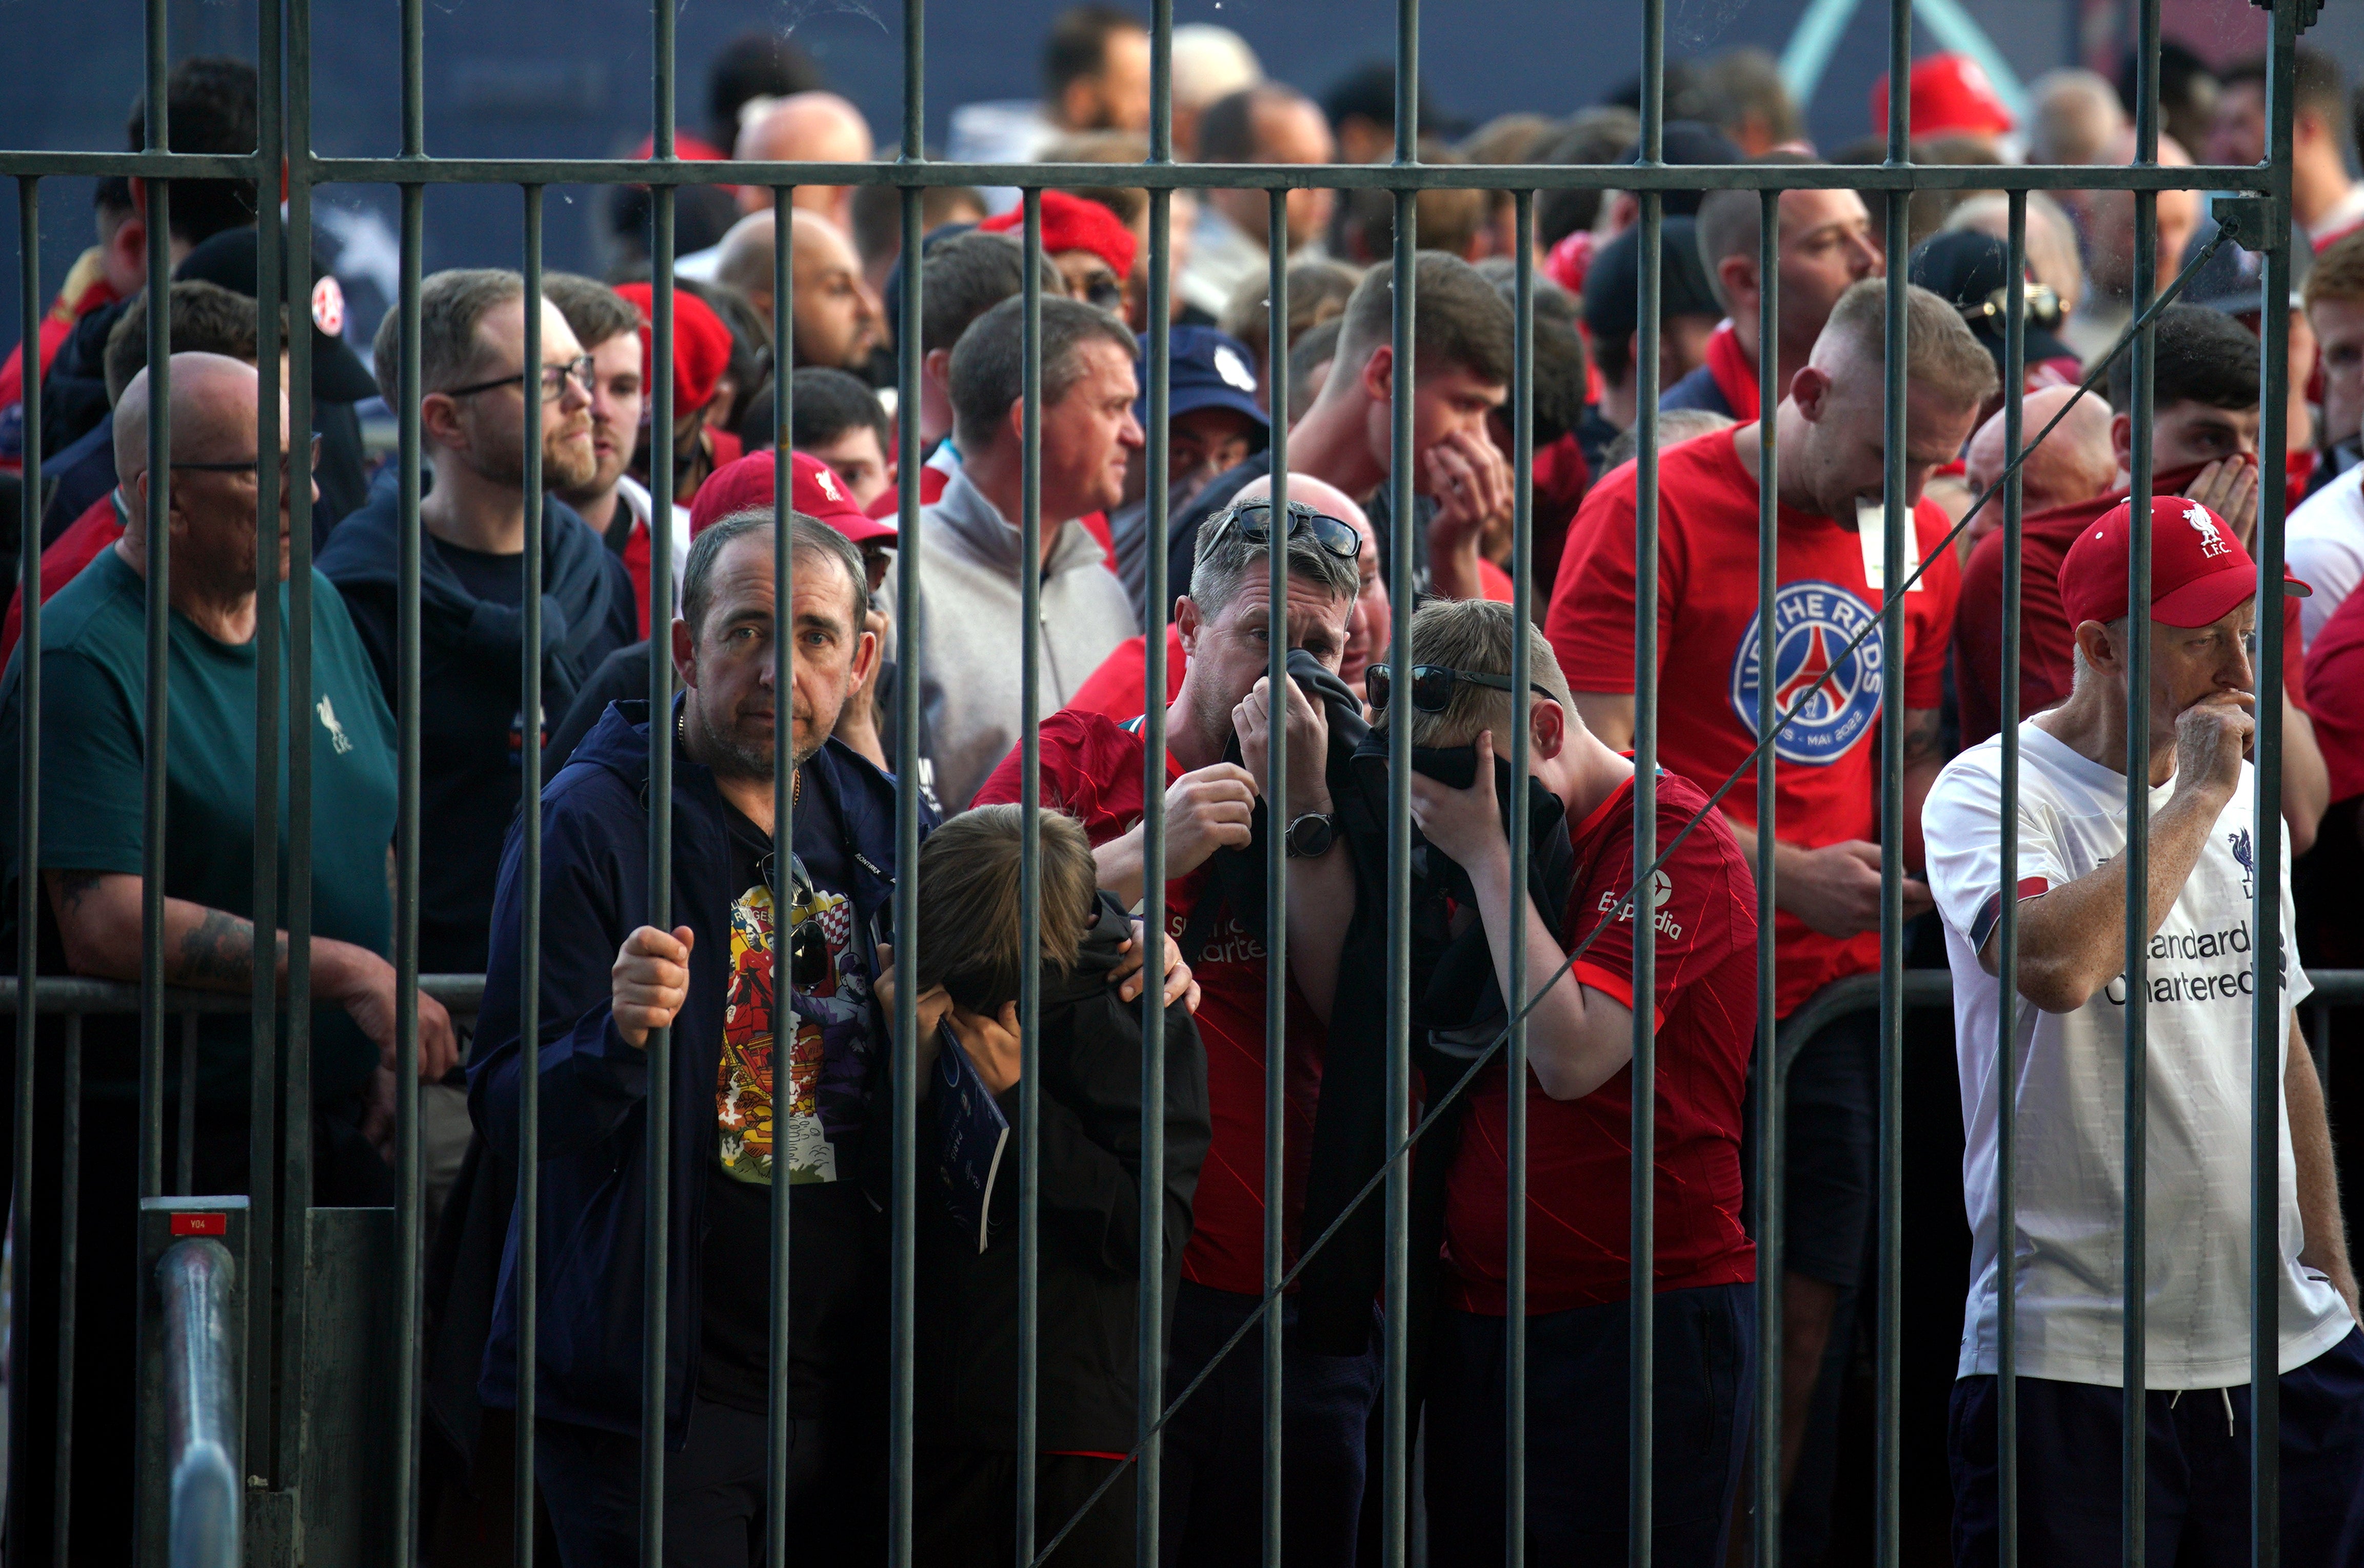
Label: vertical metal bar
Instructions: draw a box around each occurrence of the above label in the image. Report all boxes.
[50,1017,81,1567]
[7,171,37,1568]
[889,15,926,1545]
[2123,0,2160,1554]
[1505,186,1536,1568]
[643,0,681,1544]
[766,178,797,1568]
[1630,0,1665,1549]
[2251,5,2300,1560]
[279,0,320,1498]
[246,0,286,1482]
[1261,185,1290,1568]
[391,165,426,1568]
[1382,3,1420,1558]
[1016,183,1043,1568]
[516,181,546,1568]
[1997,188,2029,1568]
[1875,0,1911,1550]
[138,0,173,1204]
[1138,0,1175,1541]
[1750,184,1782,1568]
[177,1013,197,1194]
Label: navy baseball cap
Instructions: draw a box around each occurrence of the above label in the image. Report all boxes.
[1137,326,1270,444]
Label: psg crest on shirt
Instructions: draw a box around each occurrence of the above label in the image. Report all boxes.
[1729,580,1885,765]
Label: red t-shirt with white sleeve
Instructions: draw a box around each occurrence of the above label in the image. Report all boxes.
[972,708,1324,1297]
[1544,427,1958,1017]
[1442,764,1758,1314]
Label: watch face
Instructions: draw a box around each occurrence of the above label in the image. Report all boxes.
[1288,813,1334,857]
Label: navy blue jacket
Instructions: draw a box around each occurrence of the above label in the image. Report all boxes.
[467,697,917,1443]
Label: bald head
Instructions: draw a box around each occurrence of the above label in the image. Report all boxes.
[1965,386,2115,518]
[736,92,873,225]
[1233,471,1365,528]
[114,350,264,491]
[2029,69,2127,166]
[714,212,778,305]
[2079,131,2200,302]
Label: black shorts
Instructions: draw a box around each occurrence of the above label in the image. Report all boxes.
[1739,1001,1881,1288]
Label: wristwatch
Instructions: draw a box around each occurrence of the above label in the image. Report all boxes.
[1283,812,1338,859]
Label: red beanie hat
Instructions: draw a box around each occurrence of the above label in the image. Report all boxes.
[690,449,898,545]
[980,190,1139,281]
[611,281,735,415]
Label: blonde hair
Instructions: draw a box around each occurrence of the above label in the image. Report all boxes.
[1383,598,1574,748]
[914,806,1099,1010]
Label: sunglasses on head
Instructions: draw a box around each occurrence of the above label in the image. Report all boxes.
[765,852,835,994]
[1366,663,1561,714]
[1228,499,1362,562]
[1957,279,2064,332]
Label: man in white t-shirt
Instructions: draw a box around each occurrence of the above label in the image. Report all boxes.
[1924,493,2364,1565]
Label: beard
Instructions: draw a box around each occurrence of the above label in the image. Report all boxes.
[690,695,834,781]
[542,424,599,491]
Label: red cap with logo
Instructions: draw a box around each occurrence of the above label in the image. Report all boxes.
[689,449,899,545]
[2059,493,2310,630]
[1870,53,2016,140]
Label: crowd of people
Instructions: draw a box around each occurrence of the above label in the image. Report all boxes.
[10,17,2364,1568]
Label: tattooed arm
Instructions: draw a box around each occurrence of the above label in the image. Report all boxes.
[42,869,458,1078]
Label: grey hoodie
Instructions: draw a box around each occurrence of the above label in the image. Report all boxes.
[915,467,1139,809]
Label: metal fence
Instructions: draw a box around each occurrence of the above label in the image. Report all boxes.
[0,0,2322,1562]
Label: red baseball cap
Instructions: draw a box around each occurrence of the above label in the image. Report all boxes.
[2059,493,2310,630]
[688,449,899,546]
[979,189,1139,281]
[611,281,735,415]
[1871,53,2016,140]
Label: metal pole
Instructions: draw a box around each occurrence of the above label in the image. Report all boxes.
[10,170,41,1568]
[516,179,546,1568]
[766,177,798,1568]
[1016,182,1043,1567]
[1262,186,1291,1568]
[1751,183,1783,1568]
[1997,187,2029,1568]
[138,0,173,1205]
[1505,185,1536,1568]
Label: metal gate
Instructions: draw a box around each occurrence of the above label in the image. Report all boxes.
[0,0,2322,1562]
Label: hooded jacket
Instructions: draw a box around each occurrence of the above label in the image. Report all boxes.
[913,892,1210,1453]
[320,478,635,971]
[467,699,918,1443]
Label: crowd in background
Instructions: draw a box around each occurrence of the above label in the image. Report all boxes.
[10,14,2364,1567]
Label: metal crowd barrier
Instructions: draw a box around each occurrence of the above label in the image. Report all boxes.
[0,0,2319,1562]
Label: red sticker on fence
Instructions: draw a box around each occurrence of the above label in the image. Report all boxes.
[170,1212,228,1236]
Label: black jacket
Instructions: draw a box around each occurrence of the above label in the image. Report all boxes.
[913,892,1209,1454]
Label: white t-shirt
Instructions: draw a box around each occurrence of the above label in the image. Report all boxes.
[2287,461,2364,649]
[1922,722,2350,1388]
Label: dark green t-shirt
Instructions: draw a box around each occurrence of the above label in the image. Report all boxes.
[0,546,400,1104]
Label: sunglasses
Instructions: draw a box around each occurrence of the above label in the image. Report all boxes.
[444,354,597,403]
[767,851,835,994]
[1366,663,1560,714]
[1228,499,1362,562]
[171,433,325,476]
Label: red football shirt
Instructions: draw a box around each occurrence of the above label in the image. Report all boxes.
[1442,765,1758,1314]
[972,708,1324,1297]
[2,491,126,665]
[1064,624,1189,725]
[1545,427,1958,1017]
[1953,480,2310,751]
[2306,584,2364,801]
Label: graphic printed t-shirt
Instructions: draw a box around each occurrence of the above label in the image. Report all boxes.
[974,708,1324,1296]
[1546,428,1958,1016]
[697,788,879,1414]
[1443,766,1758,1314]
[0,549,398,1105]
[1923,724,2349,1387]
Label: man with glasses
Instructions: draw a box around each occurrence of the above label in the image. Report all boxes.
[320,268,637,980]
[0,352,454,1565]
[1393,598,1758,1567]
[974,497,1368,1567]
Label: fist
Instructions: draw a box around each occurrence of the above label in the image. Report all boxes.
[2173,691,2255,802]
[613,925,696,1048]
[1164,763,1258,877]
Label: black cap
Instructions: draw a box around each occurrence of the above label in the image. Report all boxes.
[1906,228,2071,373]
[2179,217,2311,318]
[1617,122,1743,216]
[174,226,380,403]
[1320,61,1465,141]
[1580,215,1724,351]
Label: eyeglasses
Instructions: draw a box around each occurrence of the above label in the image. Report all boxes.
[1366,662,1561,714]
[1227,499,1362,561]
[443,354,597,402]
[1957,280,2064,333]
[170,433,325,476]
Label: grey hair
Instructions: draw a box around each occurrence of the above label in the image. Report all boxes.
[949,294,1139,454]
[1186,501,1360,620]
[680,509,869,639]
[2067,613,2131,696]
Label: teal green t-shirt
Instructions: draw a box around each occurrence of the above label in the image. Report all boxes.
[0,546,400,1104]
